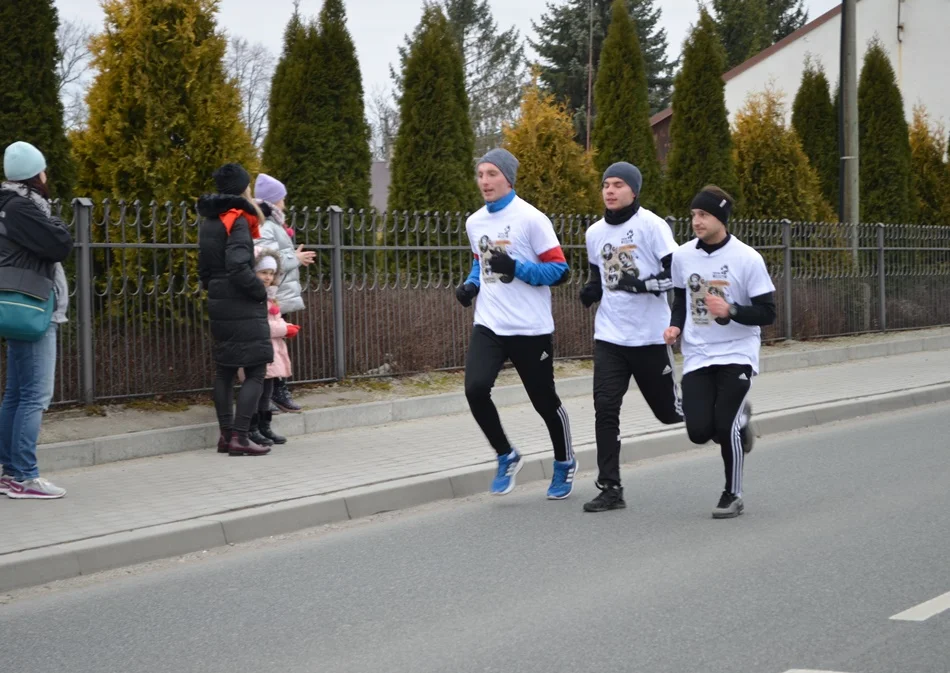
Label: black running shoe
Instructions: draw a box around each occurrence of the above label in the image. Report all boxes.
[583,484,626,512]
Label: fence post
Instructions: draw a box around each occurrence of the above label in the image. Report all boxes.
[329,205,346,381]
[782,219,793,340]
[75,198,95,405]
[877,223,886,332]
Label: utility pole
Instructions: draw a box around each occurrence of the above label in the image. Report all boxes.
[586,0,593,151]
[839,0,860,259]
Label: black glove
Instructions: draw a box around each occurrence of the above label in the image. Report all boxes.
[617,274,671,297]
[455,282,478,307]
[579,282,603,308]
[643,276,674,293]
[488,251,517,278]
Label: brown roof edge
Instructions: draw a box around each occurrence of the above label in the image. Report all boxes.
[723,3,843,82]
[650,2,845,127]
[650,108,673,125]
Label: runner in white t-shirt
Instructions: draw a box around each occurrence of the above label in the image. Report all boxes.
[663,186,776,519]
[578,162,683,514]
[454,148,576,499]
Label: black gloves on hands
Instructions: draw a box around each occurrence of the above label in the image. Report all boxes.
[642,276,674,293]
[455,282,479,307]
[616,274,673,297]
[579,282,603,308]
[488,251,516,277]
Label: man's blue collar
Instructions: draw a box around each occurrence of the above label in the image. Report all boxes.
[486,190,516,213]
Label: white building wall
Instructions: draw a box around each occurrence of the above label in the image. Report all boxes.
[723,0,950,128]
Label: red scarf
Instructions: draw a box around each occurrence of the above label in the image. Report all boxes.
[219,209,261,239]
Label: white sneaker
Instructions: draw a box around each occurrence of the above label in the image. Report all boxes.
[6,477,67,499]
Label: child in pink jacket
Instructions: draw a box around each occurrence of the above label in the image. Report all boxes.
[248,247,300,446]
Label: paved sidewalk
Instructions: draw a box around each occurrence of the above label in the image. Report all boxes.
[3,348,950,561]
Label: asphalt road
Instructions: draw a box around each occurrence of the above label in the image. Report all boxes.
[2,405,949,673]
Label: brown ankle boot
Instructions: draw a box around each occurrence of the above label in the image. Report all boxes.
[217,430,232,453]
[228,433,271,456]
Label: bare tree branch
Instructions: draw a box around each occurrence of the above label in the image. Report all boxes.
[367,85,399,162]
[56,18,95,132]
[62,89,89,134]
[225,37,276,150]
[56,19,93,93]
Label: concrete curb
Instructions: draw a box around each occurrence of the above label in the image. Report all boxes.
[36,332,950,473]
[5,381,950,594]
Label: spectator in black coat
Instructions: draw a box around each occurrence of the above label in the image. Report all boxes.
[198,164,273,457]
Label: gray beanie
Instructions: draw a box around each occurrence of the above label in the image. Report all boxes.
[477,148,519,187]
[602,162,643,196]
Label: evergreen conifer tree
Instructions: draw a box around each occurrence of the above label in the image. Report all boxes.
[792,57,838,209]
[858,39,915,224]
[262,6,308,195]
[665,9,737,213]
[392,0,527,155]
[262,2,369,211]
[733,89,832,221]
[310,0,371,210]
[591,0,664,213]
[73,0,256,204]
[908,106,950,225]
[388,6,479,213]
[503,75,601,216]
[0,0,75,198]
[712,0,807,70]
[532,0,676,132]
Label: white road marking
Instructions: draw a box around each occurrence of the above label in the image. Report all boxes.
[783,670,854,672]
[890,589,950,622]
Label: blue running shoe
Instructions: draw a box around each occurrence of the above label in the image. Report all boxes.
[547,458,578,500]
[491,450,523,495]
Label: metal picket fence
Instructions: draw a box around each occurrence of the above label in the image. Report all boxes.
[3,198,950,407]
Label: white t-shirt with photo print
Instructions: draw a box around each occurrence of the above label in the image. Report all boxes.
[466,195,563,336]
[585,207,678,347]
[671,235,775,375]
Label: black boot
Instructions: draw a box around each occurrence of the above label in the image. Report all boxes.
[248,413,274,447]
[272,378,302,413]
[259,411,287,444]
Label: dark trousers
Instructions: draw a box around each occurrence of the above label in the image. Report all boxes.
[681,364,753,496]
[259,379,275,414]
[213,363,266,435]
[594,341,683,486]
[464,325,572,462]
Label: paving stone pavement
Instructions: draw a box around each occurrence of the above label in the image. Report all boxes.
[3,349,949,558]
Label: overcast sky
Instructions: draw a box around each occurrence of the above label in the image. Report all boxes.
[55,0,841,97]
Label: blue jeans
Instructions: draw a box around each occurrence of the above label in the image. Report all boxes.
[0,324,58,480]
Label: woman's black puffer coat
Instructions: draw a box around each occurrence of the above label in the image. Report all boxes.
[197,194,273,368]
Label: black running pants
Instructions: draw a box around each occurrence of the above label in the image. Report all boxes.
[464,325,573,462]
[593,340,683,486]
[681,364,753,496]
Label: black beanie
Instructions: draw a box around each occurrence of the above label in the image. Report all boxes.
[213,163,251,196]
[690,189,733,225]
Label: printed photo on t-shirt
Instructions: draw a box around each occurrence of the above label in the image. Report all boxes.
[601,242,639,290]
[479,232,514,284]
[687,273,730,326]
